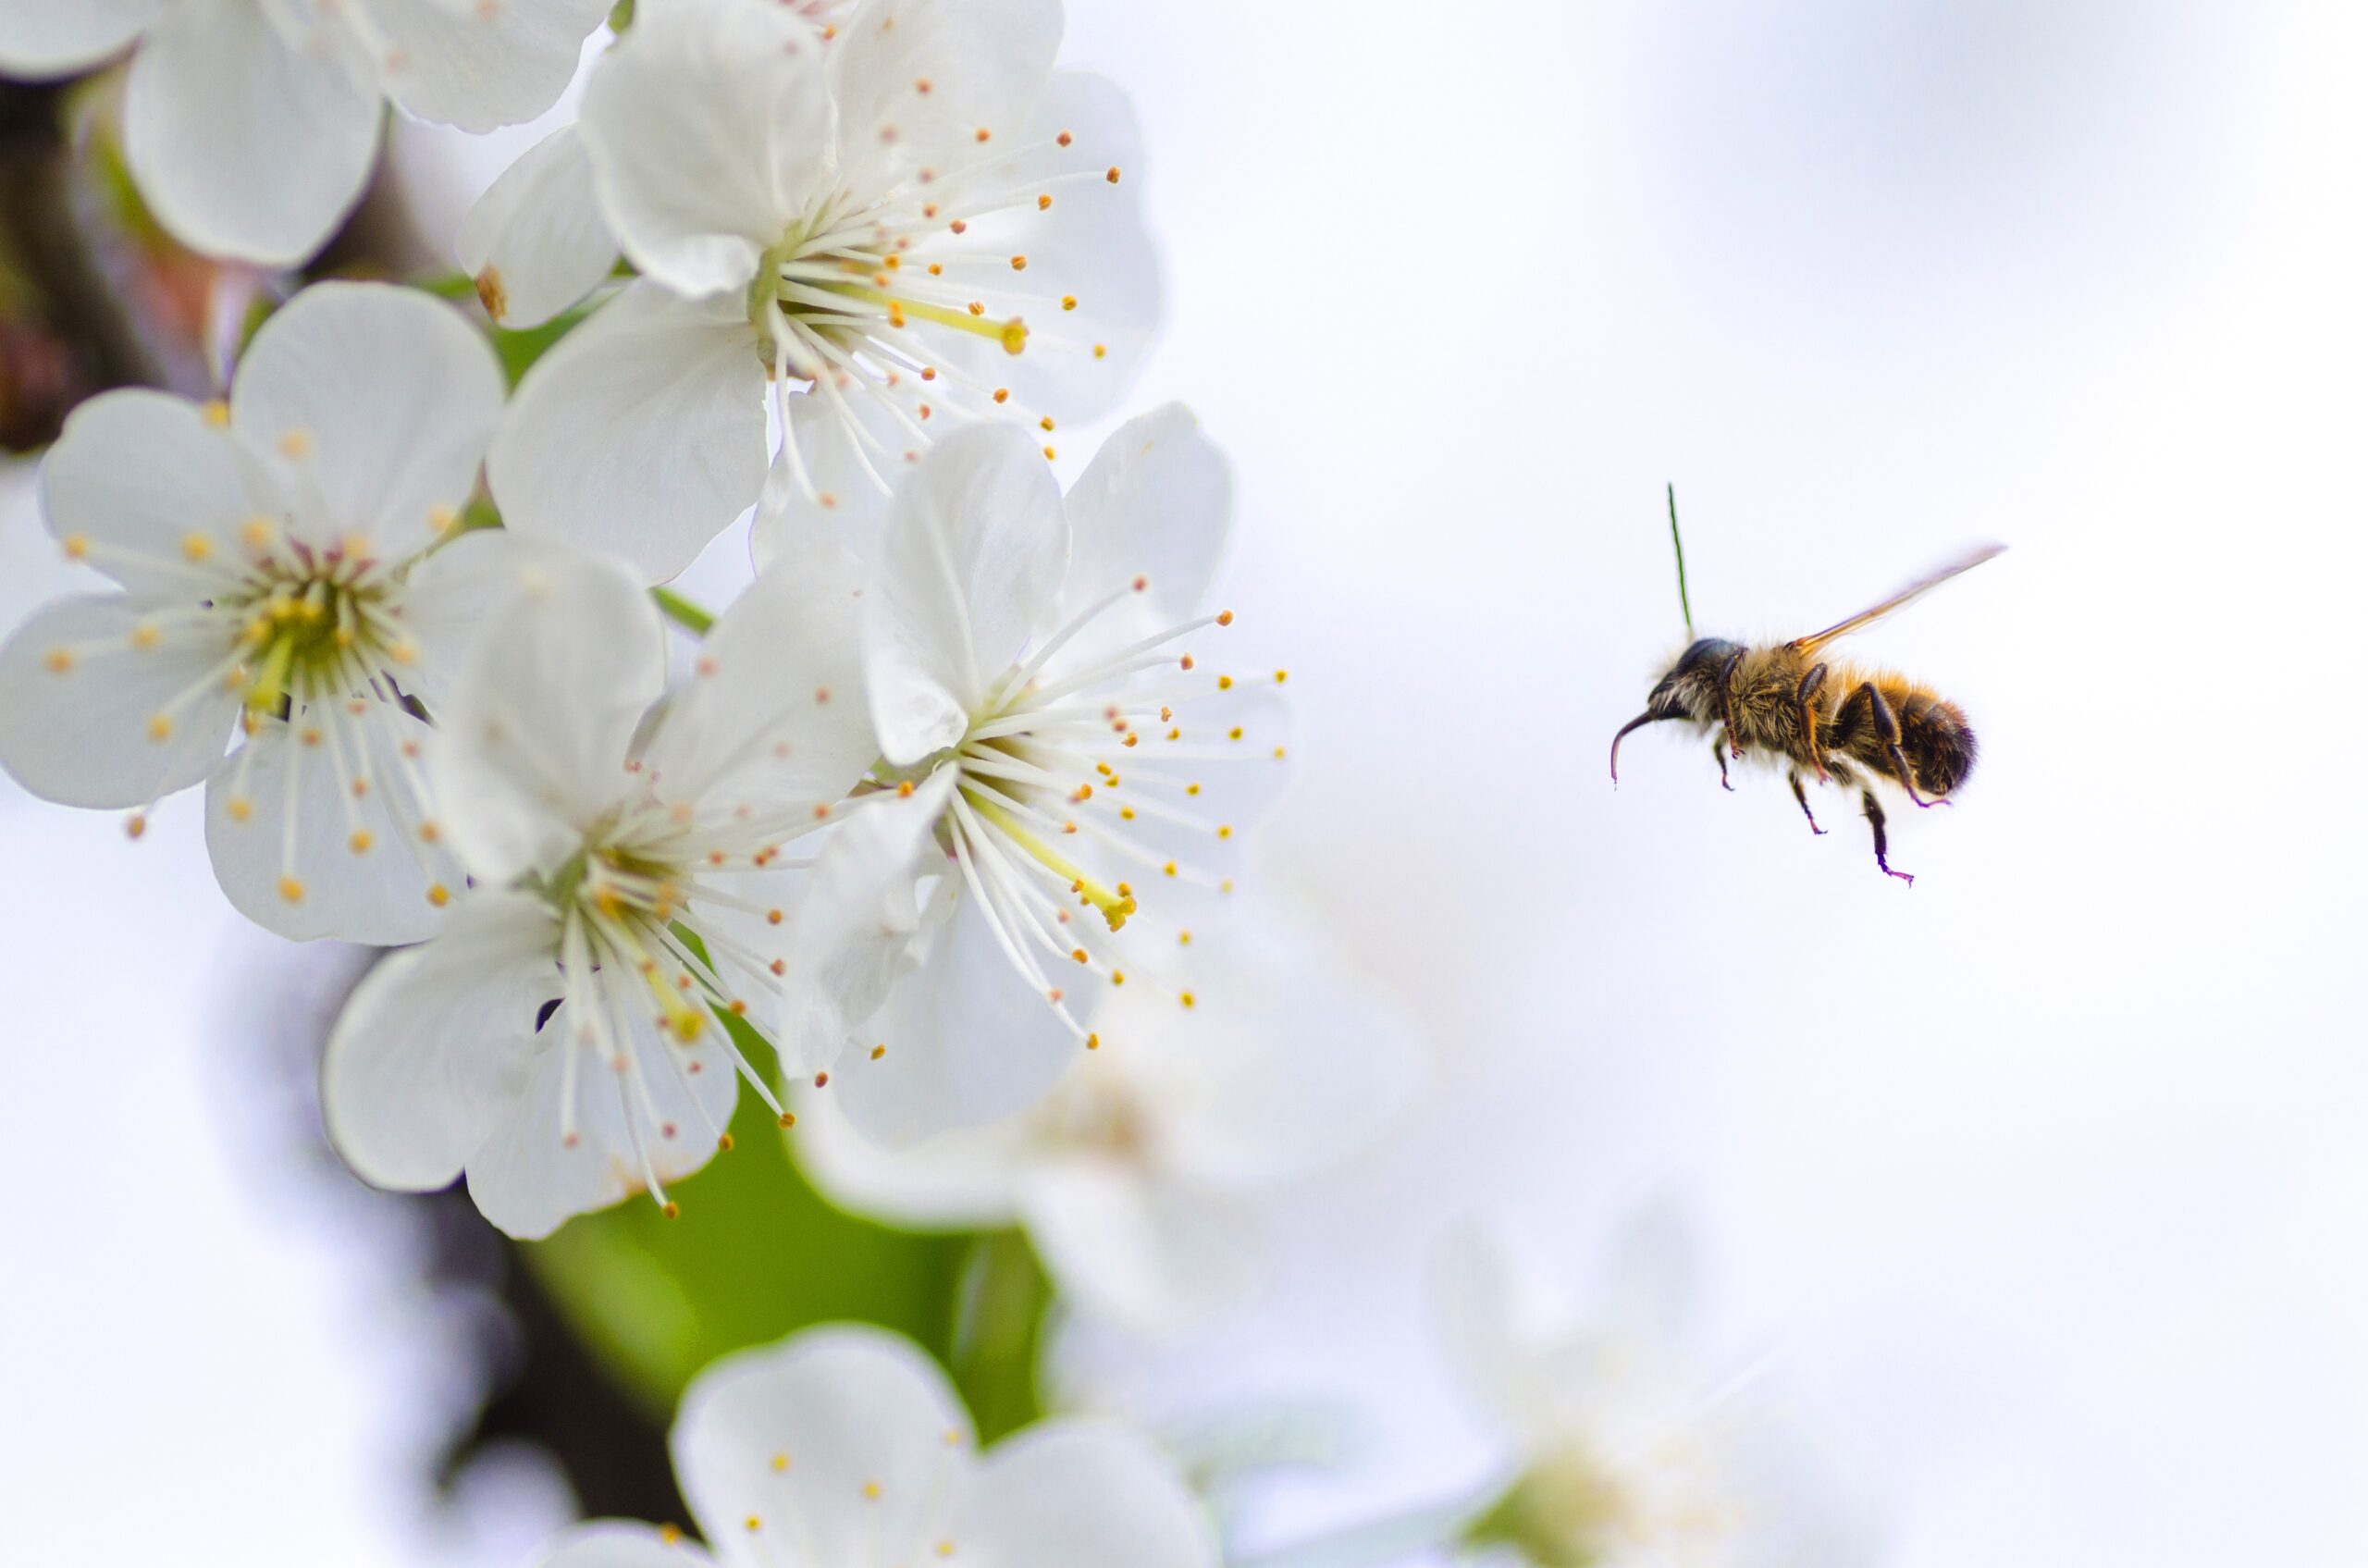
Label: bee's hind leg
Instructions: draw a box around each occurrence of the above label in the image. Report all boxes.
[1860,787,1914,884]
[1786,768,1826,833]
[1711,730,1735,792]
[1847,680,1943,809]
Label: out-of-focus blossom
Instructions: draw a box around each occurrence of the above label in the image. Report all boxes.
[796,889,1423,1337]
[0,280,524,943]
[483,0,1158,580]
[768,409,1288,1147]
[1437,1220,1870,1568]
[0,0,612,265]
[530,1324,1216,1568]
[321,542,878,1237]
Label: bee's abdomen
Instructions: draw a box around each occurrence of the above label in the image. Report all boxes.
[1898,691,1978,796]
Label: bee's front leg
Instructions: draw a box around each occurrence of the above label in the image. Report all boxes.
[1717,648,1747,759]
[1711,730,1735,791]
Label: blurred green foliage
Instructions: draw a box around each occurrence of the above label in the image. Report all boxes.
[523,972,1055,1444]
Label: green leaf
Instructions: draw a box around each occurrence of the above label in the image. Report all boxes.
[487,306,593,389]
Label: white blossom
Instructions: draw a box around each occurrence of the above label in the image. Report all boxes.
[321,542,879,1237]
[0,0,613,265]
[0,281,533,944]
[795,890,1423,1337]
[1437,1221,1870,1568]
[482,0,1159,581]
[530,1324,1216,1568]
[767,407,1289,1147]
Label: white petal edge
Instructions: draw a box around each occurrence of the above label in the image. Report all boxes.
[230,281,504,560]
[671,1325,974,1559]
[488,281,769,583]
[320,889,560,1192]
[456,124,621,330]
[0,0,159,77]
[123,0,382,265]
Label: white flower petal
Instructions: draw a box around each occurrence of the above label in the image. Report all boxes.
[758,385,918,561]
[962,1420,1215,1568]
[366,0,610,133]
[123,0,383,265]
[789,1087,1026,1230]
[456,124,620,329]
[832,890,1081,1147]
[1140,895,1421,1192]
[671,1325,973,1558]
[429,550,668,882]
[462,1002,737,1239]
[1014,1163,1261,1336]
[827,0,1061,200]
[916,70,1161,424]
[0,595,240,808]
[394,526,589,715]
[204,708,450,945]
[865,423,1067,764]
[489,281,769,582]
[40,389,265,597]
[230,281,504,559]
[1059,403,1232,639]
[0,0,159,77]
[775,770,954,1077]
[579,0,836,299]
[320,889,560,1192]
[532,1522,716,1568]
[640,535,875,816]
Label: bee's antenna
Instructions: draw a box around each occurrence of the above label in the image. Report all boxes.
[1667,482,1695,640]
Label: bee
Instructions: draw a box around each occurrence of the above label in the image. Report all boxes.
[1610,490,2002,885]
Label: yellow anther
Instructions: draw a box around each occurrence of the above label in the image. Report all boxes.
[278,428,313,459]
[1085,1033,1100,1049]
[1105,166,1123,183]
[1112,971,1126,986]
[1037,193,1053,210]
[181,532,213,562]
[61,533,90,560]
[1178,931,1192,945]
[1186,783,1201,796]
[1217,824,1234,839]
[427,883,450,907]
[1009,254,1028,271]
[146,713,173,742]
[1061,294,1078,311]
[428,504,458,533]
[278,876,305,904]
[42,648,71,673]
[349,830,374,854]
[659,1525,684,1545]
[1217,675,1234,690]
[1093,343,1108,359]
[1275,668,1289,683]
[125,814,147,840]
[1071,947,1089,963]
[771,1453,791,1473]
[870,1043,886,1060]
[864,1480,884,1500]
[662,1201,681,1219]
[201,399,230,428]
[241,516,274,549]
[1179,991,1197,1008]
[967,789,1131,931]
[1163,860,1178,877]
[1001,318,1028,355]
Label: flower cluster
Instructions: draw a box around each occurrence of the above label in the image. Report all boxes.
[0,2,1870,1562]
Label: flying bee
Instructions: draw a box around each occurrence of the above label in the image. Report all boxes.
[1610,488,2003,884]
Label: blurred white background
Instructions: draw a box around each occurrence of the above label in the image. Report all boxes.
[6,1,2368,1562]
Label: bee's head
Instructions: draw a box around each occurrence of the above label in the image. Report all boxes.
[1610,637,1739,784]
[1645,637,1741,721]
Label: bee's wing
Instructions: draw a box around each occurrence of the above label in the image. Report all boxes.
[1787,542,2006,656]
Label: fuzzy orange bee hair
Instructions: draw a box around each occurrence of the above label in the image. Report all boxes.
[1610,488,2001,885]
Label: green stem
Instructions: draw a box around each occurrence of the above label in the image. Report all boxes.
[651,586,716,636]
[1667,481,1696,640]
[948,1229,1054,1445]
[1232,1493,1486,1568]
